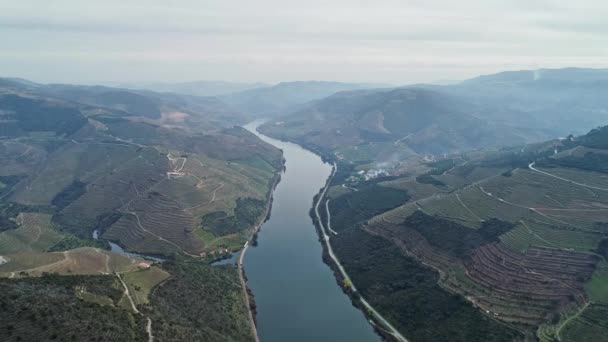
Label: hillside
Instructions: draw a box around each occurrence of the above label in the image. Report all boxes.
[122,80,268,97]
[221,81,389,117]
[317,125,608,341]
[260,68,608,164]
[433,67,608,136]
[0,77,248,132]
[0,79,283,341]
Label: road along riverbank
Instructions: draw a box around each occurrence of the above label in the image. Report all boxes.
[242,121,379,342]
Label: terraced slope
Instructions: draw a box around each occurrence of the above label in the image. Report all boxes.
[321,126,608,341]
[1,88,282,257]
[0,80,279,341]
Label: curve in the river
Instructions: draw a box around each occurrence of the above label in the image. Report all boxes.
[243,121,380,342]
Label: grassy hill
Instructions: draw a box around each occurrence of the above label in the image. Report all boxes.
[0,79,281,341]
[0,83,283,257]
[319,125,608,341]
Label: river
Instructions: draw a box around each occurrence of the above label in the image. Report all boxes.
[243,121,380,342]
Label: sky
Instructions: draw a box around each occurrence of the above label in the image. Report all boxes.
[1,0,607,85]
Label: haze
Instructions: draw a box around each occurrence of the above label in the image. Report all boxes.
[1,0,607,84]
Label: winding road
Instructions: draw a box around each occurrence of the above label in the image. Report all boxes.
[315,164,408,342]
[529,162,608,191]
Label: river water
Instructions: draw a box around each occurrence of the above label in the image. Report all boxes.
[243,121,380,342]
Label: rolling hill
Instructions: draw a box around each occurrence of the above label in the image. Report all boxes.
[0,78,283,342]
[122,80,268,97]
[260,68,608,164]
[221,81,390,117]
[0,77,249,132]
[316,125,608,341]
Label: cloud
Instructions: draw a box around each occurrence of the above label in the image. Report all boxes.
[0,0,607,84]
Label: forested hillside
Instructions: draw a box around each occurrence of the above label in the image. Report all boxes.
[0,79,283,342]
[318,125,608,341]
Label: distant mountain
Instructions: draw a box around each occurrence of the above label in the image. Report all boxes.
[221,81,391,117]
[0,77,249,132]
[429,67,608,135]
[259,87,549,160]
[260,68,608,162]
[121,80,268,97]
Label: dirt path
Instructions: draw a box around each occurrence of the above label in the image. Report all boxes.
[117,272,154,342]
[477,186,589,230]
[556,301,589,340]
[341,183,359,192]
[124,210,183,252]
[455,193,484,222]
[184,182,224,211]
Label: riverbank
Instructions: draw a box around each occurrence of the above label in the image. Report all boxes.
[238,165,284,342]
[310,164,408,342]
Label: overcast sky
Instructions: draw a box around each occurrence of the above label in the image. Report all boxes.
[1,0,607,85]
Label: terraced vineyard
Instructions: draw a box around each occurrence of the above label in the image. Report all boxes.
[0,82,280,341]
[328,128,608,341]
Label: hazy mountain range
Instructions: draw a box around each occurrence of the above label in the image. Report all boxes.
[259,68,608,160]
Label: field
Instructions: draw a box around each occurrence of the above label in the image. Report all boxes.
[0,247,144,277]
[122,266,171,305]
[0,213,63,254]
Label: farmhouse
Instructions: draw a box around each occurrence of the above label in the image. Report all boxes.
[138,262,151,269]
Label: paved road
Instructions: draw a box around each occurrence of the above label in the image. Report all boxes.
[529,162,608,191]
[315,164,408,342]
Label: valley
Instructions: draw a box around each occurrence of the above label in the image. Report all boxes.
[0,79,283,341]
[2,68,608,342]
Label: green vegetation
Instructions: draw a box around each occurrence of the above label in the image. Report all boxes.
[402,211,514,259]
[201,197,265,236]
[146,258,253,342]
[0,175,23,197]
[0,274,147,342]
[0,94,87,136]
[425,159,455,175]
[580,126,608,149]
[537,152,608,174]
[326,181,410,232]
[560,304,608,342]
[332,227,522,341]
[415,174,446,186]
[51,180,87,211]
[47,234,107,252]
[0,203,53,232]
[0,81,282,341]
[122,267,170,305]
[586,261,608,304]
